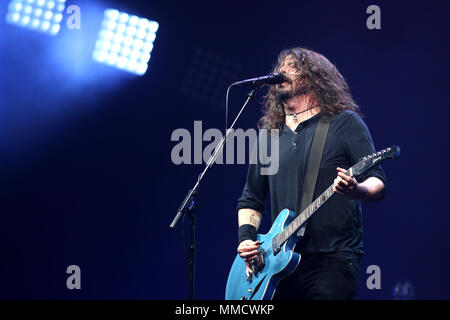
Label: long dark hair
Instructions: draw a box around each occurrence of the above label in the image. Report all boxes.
[258,47,361,130]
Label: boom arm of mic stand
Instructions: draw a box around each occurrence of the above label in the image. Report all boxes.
[169,85,259,230]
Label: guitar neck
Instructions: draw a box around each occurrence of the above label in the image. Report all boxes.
[275,184,335,245]
[272,145,400,249]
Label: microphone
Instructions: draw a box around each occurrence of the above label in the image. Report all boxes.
[231,72,289,88]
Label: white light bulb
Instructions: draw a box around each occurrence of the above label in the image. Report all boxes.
[46,1,55,10]
[105,9,119,20]
[148,21,159,33]
[136,62,148,75]
[21,15,30,25]
[50,24,60,35]
[44,11,53,20]
[41,20,50,31]
[119,13,129,23]
[146,33,156,43]
[23,5,32,15]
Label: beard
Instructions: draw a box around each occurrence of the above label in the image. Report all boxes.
[275,86,294,102]
[275,82,309,102]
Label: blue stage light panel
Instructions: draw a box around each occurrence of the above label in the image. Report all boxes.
[6,0,66,35]
[92,9,159,76]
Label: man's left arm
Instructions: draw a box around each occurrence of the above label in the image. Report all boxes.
[337,111,387,202]
[333,168,385,202]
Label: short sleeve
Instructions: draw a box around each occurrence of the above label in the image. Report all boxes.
[343,112,387,190]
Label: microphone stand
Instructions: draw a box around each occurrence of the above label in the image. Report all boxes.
[169,84,261,300]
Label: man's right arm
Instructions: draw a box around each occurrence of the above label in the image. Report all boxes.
[237,208,263,277]
[236,140,268,277]
[238,208,262,229]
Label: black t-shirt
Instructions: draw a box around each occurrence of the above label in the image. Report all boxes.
[236,110,387,255]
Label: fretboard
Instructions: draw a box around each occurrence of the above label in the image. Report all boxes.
[274,184,335,246]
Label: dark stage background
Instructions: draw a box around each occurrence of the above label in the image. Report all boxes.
[0,0,449,299]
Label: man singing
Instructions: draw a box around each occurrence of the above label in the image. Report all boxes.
[236,47,386,299]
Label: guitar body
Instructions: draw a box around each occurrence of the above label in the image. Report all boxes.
[225,209,301,300]
[225,145,400,300]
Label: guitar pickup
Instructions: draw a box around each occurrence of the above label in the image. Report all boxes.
[272,240,281,255]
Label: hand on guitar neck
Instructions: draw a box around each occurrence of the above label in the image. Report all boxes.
[333,167,385,202]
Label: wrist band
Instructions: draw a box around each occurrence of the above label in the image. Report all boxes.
[238,224,257,244]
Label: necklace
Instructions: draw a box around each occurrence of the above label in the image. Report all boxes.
[285,107,317,123]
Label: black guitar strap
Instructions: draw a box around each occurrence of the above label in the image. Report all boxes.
[297,115,332,237]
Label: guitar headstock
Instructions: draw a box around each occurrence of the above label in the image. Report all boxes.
[351,145,400,177]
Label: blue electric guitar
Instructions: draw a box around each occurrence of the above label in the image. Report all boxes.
[225,146,400,300]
